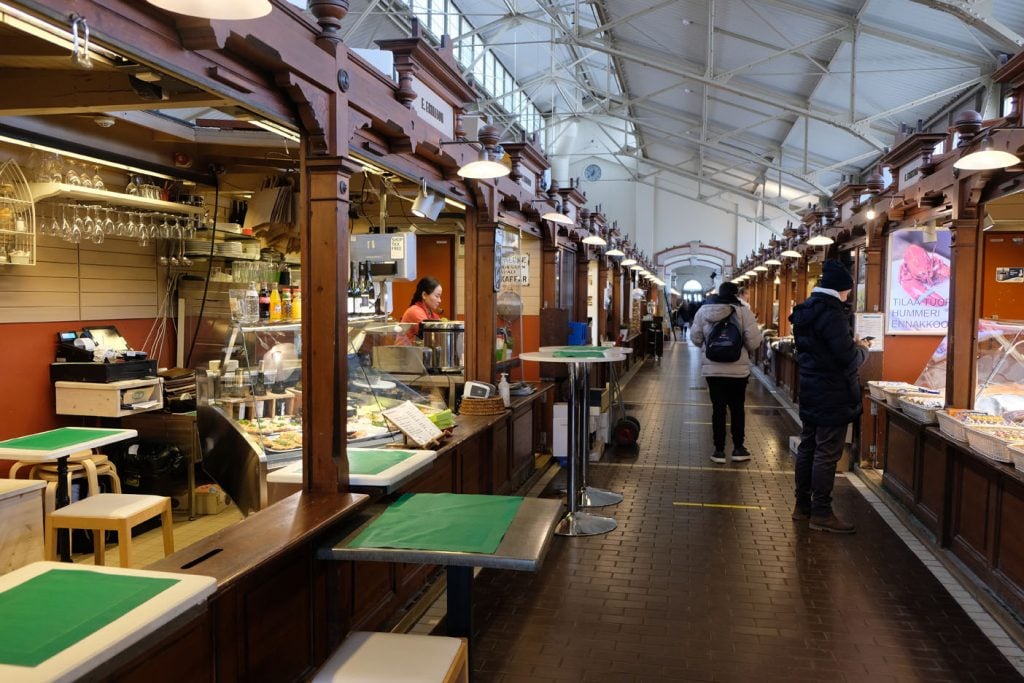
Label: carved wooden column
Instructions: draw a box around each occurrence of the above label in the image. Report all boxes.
[575,246,589,327]
[795,260,809,305]
[946,216,983,407]
[611,266,622,341]
[542,243,558,310]
[465,184,498,382]
[761,273,773,326]
[779,266,793,336]
[597,259,609,341]
[864,234,884,316]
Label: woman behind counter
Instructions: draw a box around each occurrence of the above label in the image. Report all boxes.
[397,276,442,345]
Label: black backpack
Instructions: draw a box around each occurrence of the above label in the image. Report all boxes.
[705,307,744,363]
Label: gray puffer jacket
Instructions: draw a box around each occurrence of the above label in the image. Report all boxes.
[690,300,763,378]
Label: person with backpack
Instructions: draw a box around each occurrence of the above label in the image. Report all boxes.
[789,260,871,533]
[690,282,763,463]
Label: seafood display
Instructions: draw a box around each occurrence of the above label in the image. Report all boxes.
[898,243,950,305]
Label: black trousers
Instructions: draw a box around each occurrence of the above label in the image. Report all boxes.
[794,420,847,517]
[705,376,748,450]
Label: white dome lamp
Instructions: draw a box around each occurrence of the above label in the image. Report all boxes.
[145,0,272,20]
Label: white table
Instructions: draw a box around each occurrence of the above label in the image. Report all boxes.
[0,427,137,560]
[267,448,437,493]
[0,561,215,682]
[520,348,627,536]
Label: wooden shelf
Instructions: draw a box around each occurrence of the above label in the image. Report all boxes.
[28,182,205,215]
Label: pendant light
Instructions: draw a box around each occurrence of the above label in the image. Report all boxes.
[807,233,834,246]
[620,255,637,267]
[582,228,606,246]
[780,249,802,258]
[764,258,782,266]
[954,135,1020,171]
[145,0,272,20]
[605,243,625,257]
[541,202,574,225]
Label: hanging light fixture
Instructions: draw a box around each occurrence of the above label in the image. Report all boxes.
[754,265,768,272]
[582,225,607,246]
[807,233,834,246]
[865,203,877,220]
[745,270,758,278]
[541,202,574,225]
[620,254,637,267]
[774,275,781,285]
[145,0,271,20]
[954,134,1020,171]
[764,258,782,266]
[780,249,802,258]
[410,179,444,221]
[457,147,510,179]
[605,242,625,257]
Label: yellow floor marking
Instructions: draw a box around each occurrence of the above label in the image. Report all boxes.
[672,502,767,510]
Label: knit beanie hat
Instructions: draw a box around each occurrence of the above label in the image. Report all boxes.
[819,260,854,292]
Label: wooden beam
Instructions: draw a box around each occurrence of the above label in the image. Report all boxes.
[0,71,228,116]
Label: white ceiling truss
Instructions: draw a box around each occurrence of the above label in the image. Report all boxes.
[342,0,1024,226]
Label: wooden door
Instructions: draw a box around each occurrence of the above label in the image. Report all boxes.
[391,234,456,318]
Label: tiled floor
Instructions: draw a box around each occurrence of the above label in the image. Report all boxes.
[464,339,1024,682]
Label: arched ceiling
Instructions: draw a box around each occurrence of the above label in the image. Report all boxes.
[341,1,1023,227]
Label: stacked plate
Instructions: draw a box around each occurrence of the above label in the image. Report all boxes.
[240,242,261,260]
[185,239,211,255]
[214,241,243,258]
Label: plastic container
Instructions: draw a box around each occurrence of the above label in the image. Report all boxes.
[568,321,589,345]
[498,373,510,408]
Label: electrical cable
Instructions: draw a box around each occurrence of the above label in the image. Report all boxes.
[185,173,221,367]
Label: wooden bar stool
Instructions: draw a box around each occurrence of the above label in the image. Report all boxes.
[312,632,468,683]
[45,493,174,568]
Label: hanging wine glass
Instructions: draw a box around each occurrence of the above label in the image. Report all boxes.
[64,162,80,186]
[79,162,92,189]
[91,165,104,191]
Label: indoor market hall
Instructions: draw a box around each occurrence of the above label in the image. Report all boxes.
[464,338,1024,682]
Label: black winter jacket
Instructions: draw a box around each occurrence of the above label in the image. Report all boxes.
[789,292,868,426]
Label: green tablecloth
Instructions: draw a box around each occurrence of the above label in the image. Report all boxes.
[0,428,125,452]
[0,569,178,667]
[349,449,415,475]
[552,350,606,358]
[349,493,523,554]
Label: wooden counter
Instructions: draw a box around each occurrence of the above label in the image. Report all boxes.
[871,397,1024,619]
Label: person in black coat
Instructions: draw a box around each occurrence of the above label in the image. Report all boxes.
[789,260,870,533]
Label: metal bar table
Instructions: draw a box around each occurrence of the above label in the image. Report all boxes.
[521,348,627,535]
[539,346,631,508]
[318,495,561,643]
[0,427,138,560]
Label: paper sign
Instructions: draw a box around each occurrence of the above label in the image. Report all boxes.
[886,228,951,335]
[855,313,884,351]
[381,401,443,448]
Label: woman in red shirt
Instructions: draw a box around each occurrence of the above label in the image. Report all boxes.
[397,276,442,345]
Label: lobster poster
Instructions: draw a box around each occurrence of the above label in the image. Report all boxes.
[886,228,951,334]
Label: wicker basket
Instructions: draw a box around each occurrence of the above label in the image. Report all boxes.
[965,425,1024,463]
[936,410,978,442]
[868,381,912,400]
[459,396,506,415]
[898,397,942,424]
[1009,443,1024,472]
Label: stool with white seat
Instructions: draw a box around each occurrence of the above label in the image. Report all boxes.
[312,632,468,683]
[45,493,173,568]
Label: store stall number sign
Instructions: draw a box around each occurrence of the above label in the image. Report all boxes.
[500,254,529,286]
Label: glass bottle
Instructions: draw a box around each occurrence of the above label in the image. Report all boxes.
[281,286,292,320]
[269,282,282,322]
[291,286,302,321]
[259,280,270,320]
[244,281,260,324]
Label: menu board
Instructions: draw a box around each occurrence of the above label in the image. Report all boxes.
[886,228,951,335]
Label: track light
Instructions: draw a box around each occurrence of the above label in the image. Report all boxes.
[410,179,444,221]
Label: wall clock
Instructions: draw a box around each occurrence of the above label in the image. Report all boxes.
[584,163,602,181]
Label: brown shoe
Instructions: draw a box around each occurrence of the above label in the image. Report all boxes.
[809,514,855,534]
[791,506,811,521]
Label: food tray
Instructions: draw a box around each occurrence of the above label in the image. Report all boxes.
[965,425,1024,463]
[868,381,913,400]
[1009,443,1024,473]
[898,397,943,424]
[936,410,991,442]
[885,388,941,409]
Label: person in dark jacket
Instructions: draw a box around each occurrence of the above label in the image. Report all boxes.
[789,260,870,533]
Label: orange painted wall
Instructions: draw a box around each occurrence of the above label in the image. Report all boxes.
[519,315,540,382]
[981,233,1024,321]
[881,335,944,384]
[0,319,174,441]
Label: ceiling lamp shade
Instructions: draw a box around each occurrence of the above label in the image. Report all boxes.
[605,245,625,257]
[458,148,510,179]
[764,258,782,266]
[774,275,781,285]
[745,270,758,277]
[754,265,769,272]
[807,234,834,246]
[629,263,644,271]
[780,249,801,258]
[541,202,574,225]
[620,256,637,266]
[582,229,607,246]
[954,135,1020,171]
[145,0,271,19]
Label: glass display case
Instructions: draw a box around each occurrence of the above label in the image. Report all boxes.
[914,318,1024,416]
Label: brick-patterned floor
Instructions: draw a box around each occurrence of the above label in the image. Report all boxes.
[468,340,1023,682]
